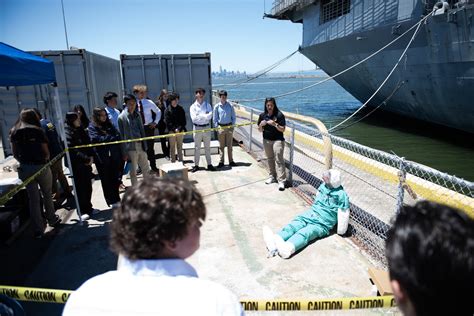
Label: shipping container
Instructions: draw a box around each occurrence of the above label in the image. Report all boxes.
[0,49,122,156]
[120,53,212,133]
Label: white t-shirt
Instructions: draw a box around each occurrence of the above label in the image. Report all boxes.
[63,258,243,316]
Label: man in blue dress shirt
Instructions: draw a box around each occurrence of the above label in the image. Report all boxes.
[213,90,236,168]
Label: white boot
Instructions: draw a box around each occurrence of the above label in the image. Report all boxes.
[274,234,295,259]
[262,226,278,257]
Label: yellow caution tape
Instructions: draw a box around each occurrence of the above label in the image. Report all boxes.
[0,152,65,206]
[0,286,73,304]
[0,285,395,310]
[241,296,396,311]
[0,122,253,206]
[68,121,253,150]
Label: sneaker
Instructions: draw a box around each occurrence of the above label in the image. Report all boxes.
[111,202,121,209]
[91,208,101,215]
[207,165,216,171]
[262,226,278,257]
[278,181,286,191]
[80,214,90,221]
[190,166,199,173]
[229,161,237,167]
[265,177,277,185]
[218,162,224,168]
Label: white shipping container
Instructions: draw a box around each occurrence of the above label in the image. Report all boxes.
[120,53,212,134]
[0,49,122,156]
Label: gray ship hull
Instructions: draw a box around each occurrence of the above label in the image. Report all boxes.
[300,16,474,133]
[269,1,474,133]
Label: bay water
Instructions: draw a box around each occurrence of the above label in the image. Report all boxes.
[214,75,474,181]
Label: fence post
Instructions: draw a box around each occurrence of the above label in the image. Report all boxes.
[249,108,254,152]
[396,157,406,214]
[288,122,295,186]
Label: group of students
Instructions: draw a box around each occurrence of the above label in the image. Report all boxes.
[8,84,242,236]
[61,86,192,220]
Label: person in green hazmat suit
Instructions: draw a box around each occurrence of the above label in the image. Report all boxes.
[263,169,350,258]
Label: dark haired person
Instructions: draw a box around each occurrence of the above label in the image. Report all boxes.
[64,112,96,220]
[32,108,73,207]
[190,87,215,172]
[156,89,170,159]
[386,201,474,316]
[257,97,286,191]
[88,107,122,207]
[213,90,236,168]
[103,92,121,130]
[10,109,60,238]
[63,178,243,315]
[133,84,161,172]
[104,91,126,192]
[118,94,150,186]
[72,104,90,132]
[164,93,186,163]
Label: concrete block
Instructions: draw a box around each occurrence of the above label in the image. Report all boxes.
[159,162,188,181]
[183,140,220,156]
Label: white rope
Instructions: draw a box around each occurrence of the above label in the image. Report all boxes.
[234,14,431,103]
[328,15,427,132]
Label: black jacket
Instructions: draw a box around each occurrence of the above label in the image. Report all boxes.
[65,124,93,166]
[164,105,187,133]
[88,122,122,165]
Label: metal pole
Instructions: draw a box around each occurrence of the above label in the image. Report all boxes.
[288,121,295,185]
[54,86,83,223]
[61,0,69,49]
[396,157,406,214]
[249,109,254,152]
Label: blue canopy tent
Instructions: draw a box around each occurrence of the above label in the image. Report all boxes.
[0,42,56,86]
[0,42,84,220]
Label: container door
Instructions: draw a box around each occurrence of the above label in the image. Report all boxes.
[86,52,123,111]
[168,55,211,133]
[45,52,91,123]
[121,56,167,102]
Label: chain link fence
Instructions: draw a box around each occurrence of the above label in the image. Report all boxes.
[214,92,474,267]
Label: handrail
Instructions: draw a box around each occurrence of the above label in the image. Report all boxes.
[281,111,333,170]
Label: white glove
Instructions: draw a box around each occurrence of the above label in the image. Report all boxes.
[337,208,350,235]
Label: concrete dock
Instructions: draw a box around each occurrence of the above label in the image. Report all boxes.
[0,143,400,315]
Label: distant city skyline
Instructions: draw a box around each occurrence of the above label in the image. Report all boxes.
[0,0,316,73]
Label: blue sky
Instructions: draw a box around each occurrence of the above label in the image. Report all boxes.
[0,0,315,73]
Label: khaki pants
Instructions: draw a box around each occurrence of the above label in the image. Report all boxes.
[18,164,57,233]
[193,126,212,167]
[128,147,150,186]
[217,127,234,163]
[263,139,286,182]
[169,134,184,162]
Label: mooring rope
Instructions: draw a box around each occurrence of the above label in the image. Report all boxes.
[234,13,431,103]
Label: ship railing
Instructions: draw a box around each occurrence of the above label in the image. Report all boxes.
[213,91,474,267]
[269,0,314,16]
